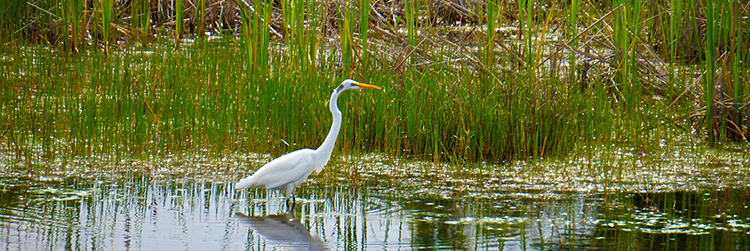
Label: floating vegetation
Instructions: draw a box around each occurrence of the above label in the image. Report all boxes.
[2,146,747,250]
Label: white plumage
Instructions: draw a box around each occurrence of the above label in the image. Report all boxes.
[235,79,381,209]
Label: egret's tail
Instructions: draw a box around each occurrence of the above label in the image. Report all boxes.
[235,176,255,190]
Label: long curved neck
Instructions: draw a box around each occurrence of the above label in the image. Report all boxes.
[316,90,342,159]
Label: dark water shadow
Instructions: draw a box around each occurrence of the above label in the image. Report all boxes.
[235,211,327,251]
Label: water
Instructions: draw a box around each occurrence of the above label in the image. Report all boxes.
[1,150,749,250]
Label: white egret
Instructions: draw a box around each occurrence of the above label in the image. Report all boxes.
[235,79,381,209]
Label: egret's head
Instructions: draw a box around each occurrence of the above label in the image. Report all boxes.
[336,79,381,93]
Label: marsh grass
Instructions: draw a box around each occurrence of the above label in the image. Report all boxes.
[1,1,748,168]
[2,42,589,166]
[131,0,151,45]
[102,0,114,51]
[404,0,418,47]
[338,1,356,77]
[174,0,184,48]
[358,0,370,72]
[704,0,717,143]
[484,0,498,69]
[240,0,271,78]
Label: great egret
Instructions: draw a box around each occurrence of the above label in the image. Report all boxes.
[235,79,381,209]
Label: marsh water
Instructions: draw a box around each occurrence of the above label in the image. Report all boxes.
[1,149,749,250]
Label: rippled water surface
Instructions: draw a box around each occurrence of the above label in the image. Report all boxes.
[1,149,749,250]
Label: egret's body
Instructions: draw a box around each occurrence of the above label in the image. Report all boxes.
[235,79,380,208]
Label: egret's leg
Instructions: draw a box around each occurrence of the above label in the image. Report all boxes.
[284,194,296,212]
[285,195,290,210]
[285,187,296,212]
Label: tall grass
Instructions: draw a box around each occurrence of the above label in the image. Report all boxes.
[0,1,24,42]
[101,0,114,51]
[566,0,579,83]
[240,0,271,78]
[404,0,418,47]
[484,0,498,69]
[359,0,370,74]
[1,1,748,166]
[175,0,184,48]
[338,1,356,77]
[666,0,683,144]
[704,0,717,143]
[1,41,585,164]
[196,0,205,37]
[131,0,151,46]
[731,1,747,140]
[63,0,84,51]
[281,0,301,67]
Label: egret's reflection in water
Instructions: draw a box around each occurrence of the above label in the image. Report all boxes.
[235,212,327,250]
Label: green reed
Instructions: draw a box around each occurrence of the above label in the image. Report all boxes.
[196,0,205,36]
[484,0,498,68]
[63,0,85,51]
[704,0,717,143]
[404,0,418,47]
[1,40,591,164]
[567,0,579,82]
[1,1,747,167]
[719,0,747,141]
[240,0,271,78]
[666,0,683,139]
[132,0,150,45]
[301,0,322,73]
[281,0,305,68]
[175,0,184,48]
[359,0,370,72]
[101,0,113,50]
[0,1,23,42]
[338,1,356,77]
[731,1,746,140]
[519,0,534,75]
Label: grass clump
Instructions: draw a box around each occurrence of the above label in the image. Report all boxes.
[1,1,748,168]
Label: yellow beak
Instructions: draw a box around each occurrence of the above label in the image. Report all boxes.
[353,82,382,89]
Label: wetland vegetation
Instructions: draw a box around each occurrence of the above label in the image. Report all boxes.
[1,0,749,250]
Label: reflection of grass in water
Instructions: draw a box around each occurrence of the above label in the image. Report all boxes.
[598,189,750,250]
[1,147,748,249]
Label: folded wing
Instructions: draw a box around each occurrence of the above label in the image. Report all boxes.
[235,149,316,190]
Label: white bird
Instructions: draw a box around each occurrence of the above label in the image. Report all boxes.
[235,79,381,209]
